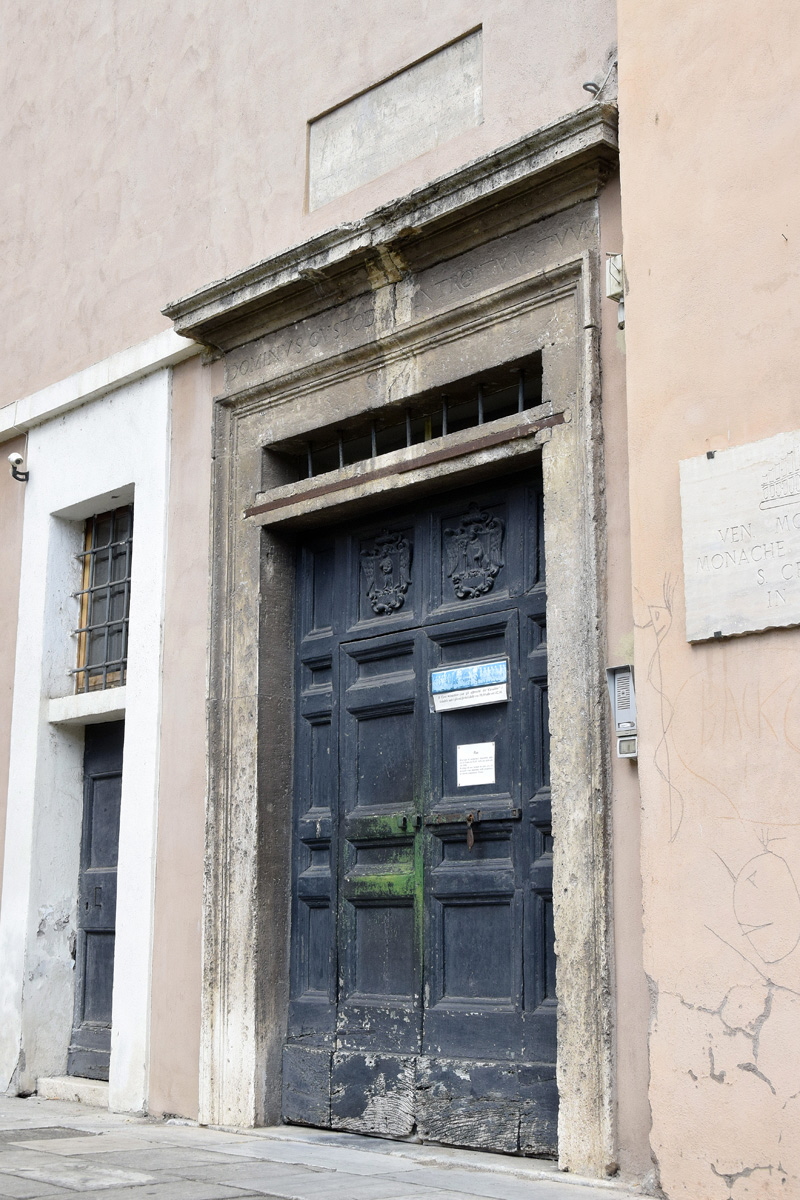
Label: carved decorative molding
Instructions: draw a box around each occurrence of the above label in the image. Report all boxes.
[444,504,505,599]
[360,530,412,614]
[163,105,618,353]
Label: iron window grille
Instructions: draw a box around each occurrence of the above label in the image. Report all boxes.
[72,506,133,693]
[270,352,543,480]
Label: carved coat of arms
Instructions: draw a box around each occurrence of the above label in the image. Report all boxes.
[360,530,412,614]
[444,504,505,599]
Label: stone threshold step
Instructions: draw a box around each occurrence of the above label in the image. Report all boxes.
[226,1125,637,1195]
[36,1077,108,1108]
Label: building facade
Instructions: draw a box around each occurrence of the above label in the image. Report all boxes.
[0,4,798,1198]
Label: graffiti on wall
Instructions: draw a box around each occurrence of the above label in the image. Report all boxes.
[636,577,800,1197]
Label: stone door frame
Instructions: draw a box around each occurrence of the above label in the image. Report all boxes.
[165,105,618,1176]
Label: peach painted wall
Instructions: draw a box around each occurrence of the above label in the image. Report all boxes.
[148,356,218,1118]
[598,177,653,1183]
[2,1,616,405]
[617,3,800,1196]
[0,436,27,914]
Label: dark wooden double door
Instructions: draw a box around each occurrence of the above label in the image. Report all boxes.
[283,475,556,1154]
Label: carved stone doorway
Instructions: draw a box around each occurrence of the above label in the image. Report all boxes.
[164,106,619,1174]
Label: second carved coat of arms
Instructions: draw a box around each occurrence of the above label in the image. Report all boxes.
[444,504,505,599]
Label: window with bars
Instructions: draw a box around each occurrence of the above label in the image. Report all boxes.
[269,351,544,480]
[73,507,133,693]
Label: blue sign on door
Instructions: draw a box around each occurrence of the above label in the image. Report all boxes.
[430,658,509,711]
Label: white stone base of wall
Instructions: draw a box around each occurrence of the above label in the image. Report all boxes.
[37,1076,108,1107]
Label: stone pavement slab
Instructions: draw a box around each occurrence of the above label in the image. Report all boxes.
[0,1130,96,1148]
[9,1137,159,1157]
[123,1129,248,1148]
[0,1095,642,1200]
[165,1161,331,1194]
[199,1170,421,1199]
[0,1147,154,1192]
[231,1129,565,1184]
[377,1174,635,1200]
[80,1149,248,1173]
[45,1184,252,1200]
[0,1175,71,1199]
[197,1141,432,1176]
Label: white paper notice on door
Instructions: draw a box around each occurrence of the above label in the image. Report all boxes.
[456,742,495,787]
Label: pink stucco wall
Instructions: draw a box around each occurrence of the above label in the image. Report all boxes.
[2,2,616,404]
[148,356,218,1119]
[618,3,800,1195]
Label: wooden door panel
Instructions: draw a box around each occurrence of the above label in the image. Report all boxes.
[337,632,422,1055]
[354,524,417,628]
[285,541,343,1119]
[288,541,339,1048]
[85,774,121,866]
[68,721,124,1082]
[331,1051,416,1137]
[521,595,555,1066]
[427,494,518,617]
[282,1045,332,1127]
[78,871,117,931]
[352,711,414,806]
[416,1058,521,1152]
[309,544,337,634]
[81,933,115,1023]
[423,610,523,1063]
[442,900,515,1000]
[519,1061,559,1155]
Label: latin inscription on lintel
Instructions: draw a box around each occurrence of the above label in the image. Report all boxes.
[681,430,800,641]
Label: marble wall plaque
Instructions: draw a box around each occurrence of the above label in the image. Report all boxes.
[680,430,800,641]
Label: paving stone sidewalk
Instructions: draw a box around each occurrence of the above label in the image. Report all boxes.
[0,1095,641,1200]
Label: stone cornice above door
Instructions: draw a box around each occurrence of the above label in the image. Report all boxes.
[163,104,618,354]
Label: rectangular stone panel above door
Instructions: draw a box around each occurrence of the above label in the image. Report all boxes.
[308,31,483,210]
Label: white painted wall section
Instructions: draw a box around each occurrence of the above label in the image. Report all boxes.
[0,329,197,439]
[0,370,171,1113]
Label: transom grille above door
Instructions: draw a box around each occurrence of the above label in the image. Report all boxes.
[271,353,543,481]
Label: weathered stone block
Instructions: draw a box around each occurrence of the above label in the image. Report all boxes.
[308,32,482,210]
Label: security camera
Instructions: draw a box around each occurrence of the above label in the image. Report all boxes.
[7,451,29,482]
